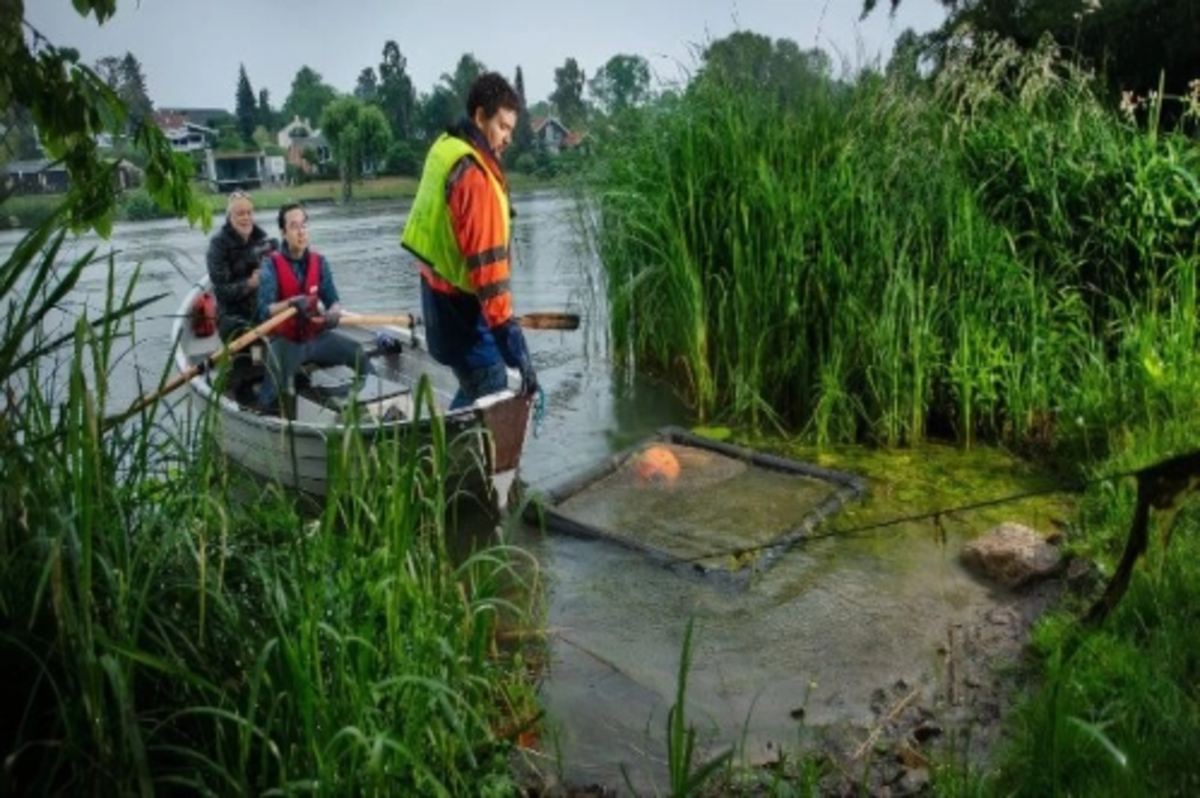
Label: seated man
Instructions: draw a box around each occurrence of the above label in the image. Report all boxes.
[206,189,276,341]
[255,202,375,416]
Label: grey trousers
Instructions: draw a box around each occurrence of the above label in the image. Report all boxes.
[257,331,376,411]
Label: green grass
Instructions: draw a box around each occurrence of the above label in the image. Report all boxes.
[0,207,540,795]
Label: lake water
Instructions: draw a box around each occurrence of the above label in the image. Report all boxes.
[0,192,1060,794]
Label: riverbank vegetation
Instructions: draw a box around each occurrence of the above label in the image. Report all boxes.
[586,26,1200,796]
[0,209,542,794]
[0,172,569,231]
[2,9,543,794]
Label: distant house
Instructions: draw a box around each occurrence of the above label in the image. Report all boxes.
[206,151,267,191]
[532,117,583,155]
[277,115,330,173]
[157,107,234,131]
[152,111,218,154]
[5,159,69,194]
[4,158,142,195]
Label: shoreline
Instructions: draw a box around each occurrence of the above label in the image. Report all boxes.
[0,174,570,231]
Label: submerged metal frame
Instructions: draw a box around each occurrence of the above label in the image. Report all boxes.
[525,426,869,586]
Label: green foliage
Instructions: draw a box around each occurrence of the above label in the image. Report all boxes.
[234,63,257,144]
[662,618,732,796]
[441,53,488,116]
[0,211,538,795]
[320,97,394,200]
[282,65,338,129]
[377,41,417,140]
[2,17,208,235]
[384,138,420,176]
[419,85,460,143]
[586,28,1200,458]
[549,57,587,130]
[118,187,167,221]
[588,54,652,115]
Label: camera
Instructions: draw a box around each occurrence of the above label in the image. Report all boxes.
[252,238,279,259]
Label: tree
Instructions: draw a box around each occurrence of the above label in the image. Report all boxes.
[863,0,1200,119]
[281,66,338,128]
[1,1,206,230]
[441,53,488,113]
[588,54,652,115]
[257,88,276,132]
[2,1,204,233]
[696,32,832,108]
[320,97,393,202]
[118,52,153,128]
[549,57,587,129]
[417,86,459,143]
[377,41,416,140]
[354,67,378,102]
[235,64,256,145]
[94,55,122,88]
[94,52,153,134]
[506,65,536,170]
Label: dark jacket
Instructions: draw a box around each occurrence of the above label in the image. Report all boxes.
[206,221,273,339]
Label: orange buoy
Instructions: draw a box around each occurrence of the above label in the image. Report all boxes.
[634,445,681,483]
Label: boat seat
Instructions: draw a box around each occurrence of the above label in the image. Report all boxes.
[300,366,413,421]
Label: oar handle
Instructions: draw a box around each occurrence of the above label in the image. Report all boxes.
[106,305,298,429]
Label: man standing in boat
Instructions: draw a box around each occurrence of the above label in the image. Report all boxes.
[255,202,375,416]
[400,72,538,409]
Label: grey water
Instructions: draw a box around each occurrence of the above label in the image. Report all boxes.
[0,192,1013,794]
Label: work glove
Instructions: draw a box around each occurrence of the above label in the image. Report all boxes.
[289,293,318,320]
[493,318,538,397]
[323,308,342,330]
[519,360,539,397]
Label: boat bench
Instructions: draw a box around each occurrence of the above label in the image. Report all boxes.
[295,365,414,424]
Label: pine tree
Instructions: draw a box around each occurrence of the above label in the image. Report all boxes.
[235,64,257,145]
[257,88,275,134]
[118,52,153,130]
[508,65,536,170]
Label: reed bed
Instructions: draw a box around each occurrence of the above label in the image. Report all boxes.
[0,211,538,795]
[586,33,1200,458]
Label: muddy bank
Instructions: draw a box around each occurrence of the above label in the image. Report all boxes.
[516,563,1088,798]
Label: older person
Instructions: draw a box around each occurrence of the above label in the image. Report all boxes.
[255,202,374,417]
[206,189,276,340]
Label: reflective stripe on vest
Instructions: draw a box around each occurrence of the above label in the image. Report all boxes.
[271,250,322,342]
[400,134,510,294]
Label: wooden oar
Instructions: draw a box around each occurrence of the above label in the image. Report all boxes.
[341,312,580,331]
[106,306,298,428]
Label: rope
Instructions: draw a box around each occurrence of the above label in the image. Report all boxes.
[531,385,547,438]
[674,462,1162,568]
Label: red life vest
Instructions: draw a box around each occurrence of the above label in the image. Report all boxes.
[270,250,323,342]
[190,290,216,338]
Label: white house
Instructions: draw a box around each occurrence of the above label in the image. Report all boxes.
[152,111,218,153]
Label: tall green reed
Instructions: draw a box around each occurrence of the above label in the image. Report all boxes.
[585,30,1200,460]
[1,210,538,795]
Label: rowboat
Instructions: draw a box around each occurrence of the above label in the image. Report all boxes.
[169,283,534,507]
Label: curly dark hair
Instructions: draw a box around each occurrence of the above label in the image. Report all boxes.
[467,72,522,119]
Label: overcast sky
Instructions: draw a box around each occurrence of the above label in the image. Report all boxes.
[26,1,948,112]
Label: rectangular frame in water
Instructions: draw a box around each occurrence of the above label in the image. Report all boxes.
[526,426,867,584]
